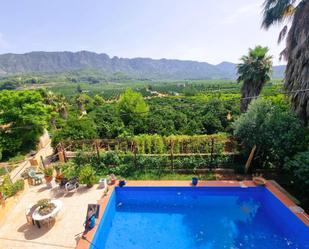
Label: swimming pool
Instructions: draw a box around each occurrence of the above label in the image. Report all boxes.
[91,187,309,249]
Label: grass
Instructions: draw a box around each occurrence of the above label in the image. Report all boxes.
[126,172,216,181]
[0,167,7,176]
[8,154,25,164]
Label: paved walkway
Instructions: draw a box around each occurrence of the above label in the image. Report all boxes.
[0,181,104,249]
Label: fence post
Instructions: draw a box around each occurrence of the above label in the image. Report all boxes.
[40,155,46,168]
[210,138,214,168]
[95,141,100,160]
[58,150,66,163]
[170,140,174,172]
[133,142,137,169]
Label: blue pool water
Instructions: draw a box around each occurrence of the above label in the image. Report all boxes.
[91,187,309,249]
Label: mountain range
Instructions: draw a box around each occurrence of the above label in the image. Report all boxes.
[0,51,285,80]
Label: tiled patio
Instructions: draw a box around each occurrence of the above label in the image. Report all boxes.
[0,181,104,249]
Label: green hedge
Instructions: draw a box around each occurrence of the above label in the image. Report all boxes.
[132,133,229,154]
[70,151,234,178]
[59,133,234,155]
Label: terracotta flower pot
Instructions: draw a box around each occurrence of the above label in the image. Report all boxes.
[45,175,53,183]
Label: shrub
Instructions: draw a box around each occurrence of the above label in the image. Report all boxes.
[284,149,309,196]
[233,99,305,169]
[43,167,53,177]
[13,179,24,192]
[0,167,7,176]
[101,151,121,167]
[8,154,25,164]
[52,117,97,147]
[79,164,98,187]
[62,161,79,179]
[37,198,50,209]
[0,176,24,198]
[37,198,55,215]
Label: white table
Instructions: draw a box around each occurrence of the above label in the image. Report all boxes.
[32,200,62,228]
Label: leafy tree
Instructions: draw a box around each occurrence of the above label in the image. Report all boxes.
[201,113,223,134]
[79,164,97,187]
[55,96,69,120]
[185,119,203,135]
[62,161,79,179]
[76,85,83,93]
[93,95,105,106]
[91,105,125,138]
[0,90,50,159]
[52,116,97,146]
[237,46,272,112]
[75,94,94,113]
[173,112,188,133]
[118,88,149,124]
[233,99,305,168]
[41,90,68,120]
[75,94,86,112]
[42,90,58,106]
[262,0,309,124]
[201,99,227,133]
[284,148,309,201]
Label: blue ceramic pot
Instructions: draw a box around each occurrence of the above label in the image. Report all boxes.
[119,180,126,187]
[192,177,198,186]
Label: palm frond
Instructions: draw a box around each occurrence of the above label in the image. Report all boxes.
[261,0,297,29]
[279,48,288,61]
[278,25,288,44]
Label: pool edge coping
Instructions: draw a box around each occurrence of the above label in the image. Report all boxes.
[75,180,309,249]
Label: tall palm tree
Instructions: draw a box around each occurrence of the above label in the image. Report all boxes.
[237,46,273,112]
[76,94,86,113]
[56,96,68,119]
[44,91,58,105]
[262,0,309,124]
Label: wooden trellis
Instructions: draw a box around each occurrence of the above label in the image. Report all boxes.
[56,136,238,169]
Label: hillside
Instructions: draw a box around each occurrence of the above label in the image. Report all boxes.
[0,51,285,79]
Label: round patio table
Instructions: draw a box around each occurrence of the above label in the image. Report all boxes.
[32,200,62,228]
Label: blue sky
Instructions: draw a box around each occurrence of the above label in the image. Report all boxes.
[0,0,285,65]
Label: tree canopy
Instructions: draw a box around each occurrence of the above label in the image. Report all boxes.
[237,46,272,112]
[0,90,50,159]
[118,88,149,124]
[262,0,309,124]
[233,98,305,169]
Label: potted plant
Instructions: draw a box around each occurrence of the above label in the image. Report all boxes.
[37,198,56,216]
[54,164,61,175]
[54,164,64,183]
[191,176,198,186]
[79,164,97,188]
[119,178,126,187]
[107,174,116,185]
[43,167,54,184]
